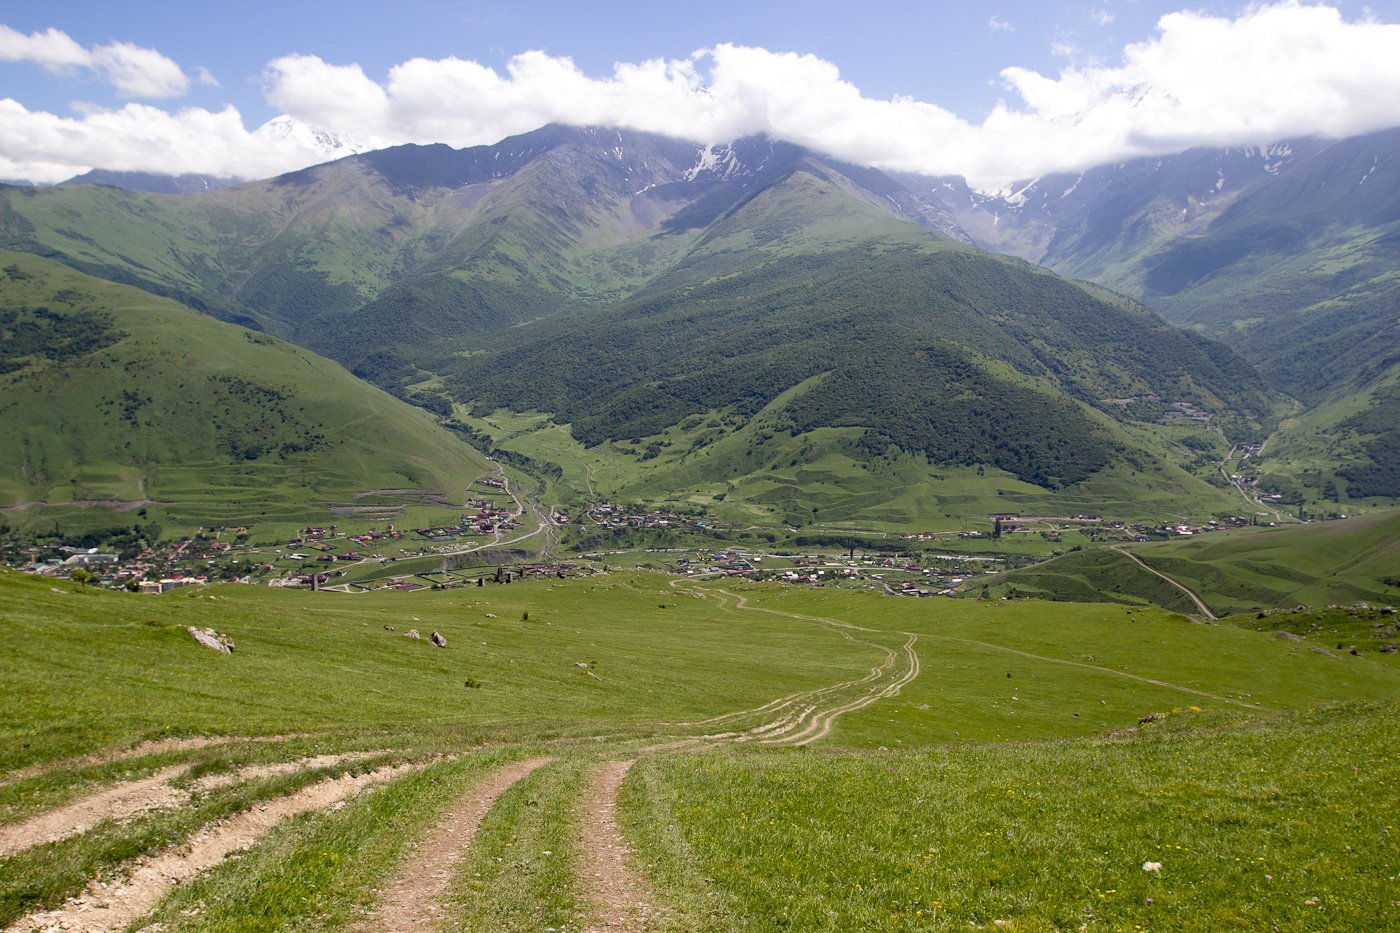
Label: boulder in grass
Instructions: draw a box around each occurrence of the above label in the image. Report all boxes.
[431,631,447,648]
[188,626,234,654]
[404,629,421,639]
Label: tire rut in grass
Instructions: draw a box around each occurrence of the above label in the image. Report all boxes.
[5,760,421,933]
[0,766,188,858]
[579,760,656,933]
[0,735,300,786]
[0,752,383,858]
[361,755,554,933]
[650,585,921,751]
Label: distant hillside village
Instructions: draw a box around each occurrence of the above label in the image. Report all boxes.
[0,499,1265,599]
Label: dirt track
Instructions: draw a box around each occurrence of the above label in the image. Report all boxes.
[649,583,921,752]
[579,760,656,932]
[6,761,420,933]
[361,756,553,932]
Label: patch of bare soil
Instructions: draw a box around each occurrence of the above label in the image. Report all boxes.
[361,756,554,932]
[1,735,298,786]
[0,766,189,857]
[579,760,657,933]
[0,753,384,858]
[5,761,420,933]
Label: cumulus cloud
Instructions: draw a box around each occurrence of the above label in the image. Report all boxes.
[991,1,1400,174]
[988,16,1015,33]
[254,2,1400,188]
[0,24,188,98]
[3,3,1400,189]
[0,99,347,183]
[0,25,88,70]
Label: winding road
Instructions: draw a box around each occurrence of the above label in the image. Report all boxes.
[1113,546,1218,620]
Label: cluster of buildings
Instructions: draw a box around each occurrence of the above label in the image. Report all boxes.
[12,532,238,592]
[587,504,682,529]
[416,500,519,541]
[673,549,988,595]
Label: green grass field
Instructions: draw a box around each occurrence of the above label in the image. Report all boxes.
[1,563,1397,930]
[984,511,1400,617]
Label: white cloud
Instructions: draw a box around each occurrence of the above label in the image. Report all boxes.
[0,99,346,183]
[0,25,88,70]
[89,41,189,97]
[0,25,188,98]
[988,15,1014,33]
[3,3,1400,189]
[1094,9,1115,27]
[991,1,1400,177]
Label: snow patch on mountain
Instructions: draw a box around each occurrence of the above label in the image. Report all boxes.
[253,116,371,162]
[684,145,721,181]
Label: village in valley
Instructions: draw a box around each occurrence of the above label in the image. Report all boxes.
[3,462,1268,599]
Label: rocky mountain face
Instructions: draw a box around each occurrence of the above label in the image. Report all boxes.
[901,130,1400,384]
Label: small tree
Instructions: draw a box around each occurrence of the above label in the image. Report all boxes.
[70,568,91,589]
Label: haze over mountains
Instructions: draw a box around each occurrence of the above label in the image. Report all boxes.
[2,122,1396,530]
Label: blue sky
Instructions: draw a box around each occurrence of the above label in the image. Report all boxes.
[3,1,1400,185]
[1,0,1259,122]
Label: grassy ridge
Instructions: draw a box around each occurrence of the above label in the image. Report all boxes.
[4,143,1282,531]
[0,251,493,532]
[1133,513,1400,613]
[452,169,1271,493]
[983,512,1400,615]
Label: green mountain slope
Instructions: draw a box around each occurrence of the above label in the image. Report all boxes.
[911,131,1400,508]
[445,164,1273,525]
[0,127,1282,528]
[984,510,1400,613]
[0,251,492,532]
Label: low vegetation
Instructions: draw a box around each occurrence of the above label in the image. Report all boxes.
[0,560,1395,930]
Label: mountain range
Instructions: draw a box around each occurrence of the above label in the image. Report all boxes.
[2,122,1395,533]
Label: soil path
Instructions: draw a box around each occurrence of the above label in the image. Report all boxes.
[1113,547,1218,620]
[768,631,922,746]
[0,766,188,857]
[1,734,298,785]
[579,760,655,933]
[0,753,382,857]
[6,761,420,933]
[361,756,554,933]
[648,583,920,751]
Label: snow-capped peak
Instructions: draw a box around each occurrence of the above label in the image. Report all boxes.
[253,116,372,161]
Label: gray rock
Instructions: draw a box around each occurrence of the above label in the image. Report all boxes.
[188,626,234,654]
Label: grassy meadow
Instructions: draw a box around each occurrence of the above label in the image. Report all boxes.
[2,562,1398,930]
[983,510,1400,615]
